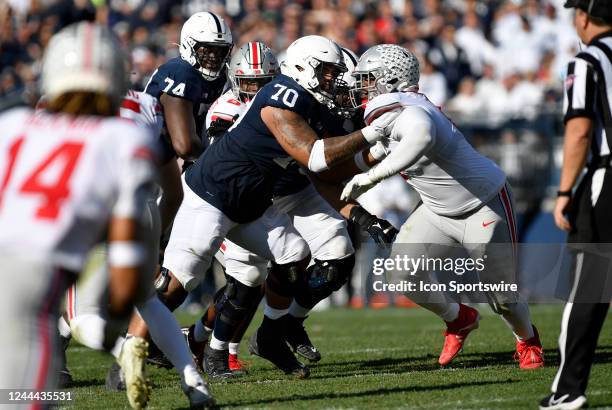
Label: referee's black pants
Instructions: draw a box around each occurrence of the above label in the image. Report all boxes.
[553,169,612,395]
[551,251,611,395]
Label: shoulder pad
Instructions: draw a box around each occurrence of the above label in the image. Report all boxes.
[364,93,403,125]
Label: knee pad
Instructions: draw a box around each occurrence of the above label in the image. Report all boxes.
[154,267,172,294]
[154,267,187,310]
[216,278,263,327]
[266,259,308,297]
[295,254,355,309]
[309,254,355,293]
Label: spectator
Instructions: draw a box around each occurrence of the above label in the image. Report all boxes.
[446,77,484,121]
[427,24,472,94]
[419,55,447,107]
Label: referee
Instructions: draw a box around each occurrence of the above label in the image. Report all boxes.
[541,1,612,409]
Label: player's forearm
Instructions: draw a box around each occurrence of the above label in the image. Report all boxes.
[171,133,204,161]
[322,131,370,167]
[369,122,432,182]
[158,160,183,234]
[107,217,147,318]
[559,118,592,191]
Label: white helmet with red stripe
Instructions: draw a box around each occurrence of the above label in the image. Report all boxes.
[41,22,128,108]
[180,12,233,80]
[228,42,279,102]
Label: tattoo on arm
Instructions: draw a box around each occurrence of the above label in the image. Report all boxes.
[263,107,369,168]
[321,130,369,166]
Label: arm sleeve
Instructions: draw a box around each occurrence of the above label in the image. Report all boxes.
[563,57,596,123]
[368,107,436,182]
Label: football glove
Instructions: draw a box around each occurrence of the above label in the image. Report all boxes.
[207,117,235,140]
[349,206,398,246]
[341,172,378,201]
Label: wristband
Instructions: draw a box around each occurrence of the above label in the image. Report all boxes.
[556,190,572,197]
[354,152,370,172]
[361,125,380,144]
[369,142,388,161]
[108,241,146,267]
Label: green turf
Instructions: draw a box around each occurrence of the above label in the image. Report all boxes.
[62,305,612,409]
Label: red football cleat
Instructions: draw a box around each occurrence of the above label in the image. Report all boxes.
[228,353,248,375]
[515,326,544,370]
[438,304,480,366]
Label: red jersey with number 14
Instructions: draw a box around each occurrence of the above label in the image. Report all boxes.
[0,107,158,271]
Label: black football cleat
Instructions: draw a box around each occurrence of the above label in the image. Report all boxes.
[145,340,173,369]
[286,315,321,362]
[105,361,126,391]
[203,345,235,380]
[248,327,310,379]
[539,393,587,410]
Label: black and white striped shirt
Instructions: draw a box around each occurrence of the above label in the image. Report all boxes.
[564,32,612,159]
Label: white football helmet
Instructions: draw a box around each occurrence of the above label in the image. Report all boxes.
[180,12,233,80]
[351,44,419,108]
[281,35,347,106]
[228,42,279,102]
[41,22,128,108]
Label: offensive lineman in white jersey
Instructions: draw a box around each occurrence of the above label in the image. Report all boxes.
[0,22,157,405]
[59,89,215,408]
[341,45,545,369]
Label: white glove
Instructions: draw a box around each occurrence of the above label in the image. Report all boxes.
[361,110,401,143]
[341,172,378,201]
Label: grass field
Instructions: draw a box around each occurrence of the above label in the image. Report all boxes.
[62,305,612,409]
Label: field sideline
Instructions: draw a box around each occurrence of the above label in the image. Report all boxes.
[62,305,612,409]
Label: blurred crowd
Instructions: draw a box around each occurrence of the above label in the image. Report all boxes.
[1,0,577,121]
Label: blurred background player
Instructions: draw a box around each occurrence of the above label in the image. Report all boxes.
[0,22,156,408]
[342,44,544,370]
[59,88,215,409]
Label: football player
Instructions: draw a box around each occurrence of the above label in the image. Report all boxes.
[341,45,544,369]
[160,35,399,378]
[183,41,280,377]
[192,46,362,379]
[144,11,232,164]
[116,9,233,384]
[0,22,156,407]
[60,89,214,408]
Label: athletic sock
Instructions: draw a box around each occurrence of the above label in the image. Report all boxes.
[500,302,534,341]
[70,313,106,351]
[419,302,459,322]
[209,335,229,351]
[111,336,126,359]
[264,303,288,320]
[229,342,240,355]
[288,300,310,319]
[137,296,194,373]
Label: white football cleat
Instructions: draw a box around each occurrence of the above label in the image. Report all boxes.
[118,336,151,409]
